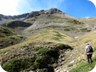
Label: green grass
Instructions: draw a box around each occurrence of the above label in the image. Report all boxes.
[52,31,63,41]
[64,28,70,31]
[93,47,96,51]
[0,26,24,48]
[0,35,24,49]
[70,59,96,72]
[3,57,35,72]
[80,28,91,32]
[0,26,15,37]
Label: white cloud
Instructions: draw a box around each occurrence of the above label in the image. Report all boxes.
[0,0,20,15]
[84,16,90,18]
[0,0,65,15]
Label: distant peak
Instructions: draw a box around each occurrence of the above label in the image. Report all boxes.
[26,8,63,18]
[49,8,61,12]
[47,8,62,14]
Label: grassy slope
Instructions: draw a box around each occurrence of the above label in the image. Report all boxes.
[0,29,74,72]
[70,47,96,72]
[0,13,77,55]
[0,26,24,49]
[1,12,96,72]
[0,29,74,54]
[70,33,96,72]
[69,31,96,72]
[70,59,96,72]
[0,26,15,37]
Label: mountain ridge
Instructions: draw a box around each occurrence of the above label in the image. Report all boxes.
[0,8,75,24]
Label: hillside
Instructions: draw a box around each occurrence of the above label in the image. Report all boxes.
[0,26,25,49]
[0,8,96,72]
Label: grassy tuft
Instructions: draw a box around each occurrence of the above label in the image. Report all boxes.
[70,59,96,72]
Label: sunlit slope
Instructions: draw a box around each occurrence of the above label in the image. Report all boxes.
[0,29,74,54]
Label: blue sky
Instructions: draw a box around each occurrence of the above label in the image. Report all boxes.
[0,0,96,18]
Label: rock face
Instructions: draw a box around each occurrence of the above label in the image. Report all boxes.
[48,8,62,14]
[27,11,41,18]
[26,8,63,18]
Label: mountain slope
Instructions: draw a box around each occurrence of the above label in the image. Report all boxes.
[0,26,24,49]
[0,8,96,72]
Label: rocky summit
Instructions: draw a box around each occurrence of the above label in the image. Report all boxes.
[0,8,96,72]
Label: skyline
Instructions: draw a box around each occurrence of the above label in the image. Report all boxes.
[0,0,96,18]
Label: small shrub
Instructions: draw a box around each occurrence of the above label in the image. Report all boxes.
[64,28,70,31]
[68,19,83,24]
[53,31,63,41]
[3,57,35,72]
[54,31,63,38]
[55,44,73,50]
[34,56,49,69]
[46,48,59,61]
[34,47,60,69]
[37,47,50,55]
[80,28,91,32]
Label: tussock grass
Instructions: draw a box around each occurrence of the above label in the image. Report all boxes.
[0,26,15,37]
[70,59,96,72]
[0,35,23,49]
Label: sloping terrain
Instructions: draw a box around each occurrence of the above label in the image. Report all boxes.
[0,26,25,49]
[0,8,96,72]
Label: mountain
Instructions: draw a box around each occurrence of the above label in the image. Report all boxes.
[0,8,73,24]
[0,8,96,72]
[0,13,29,24]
